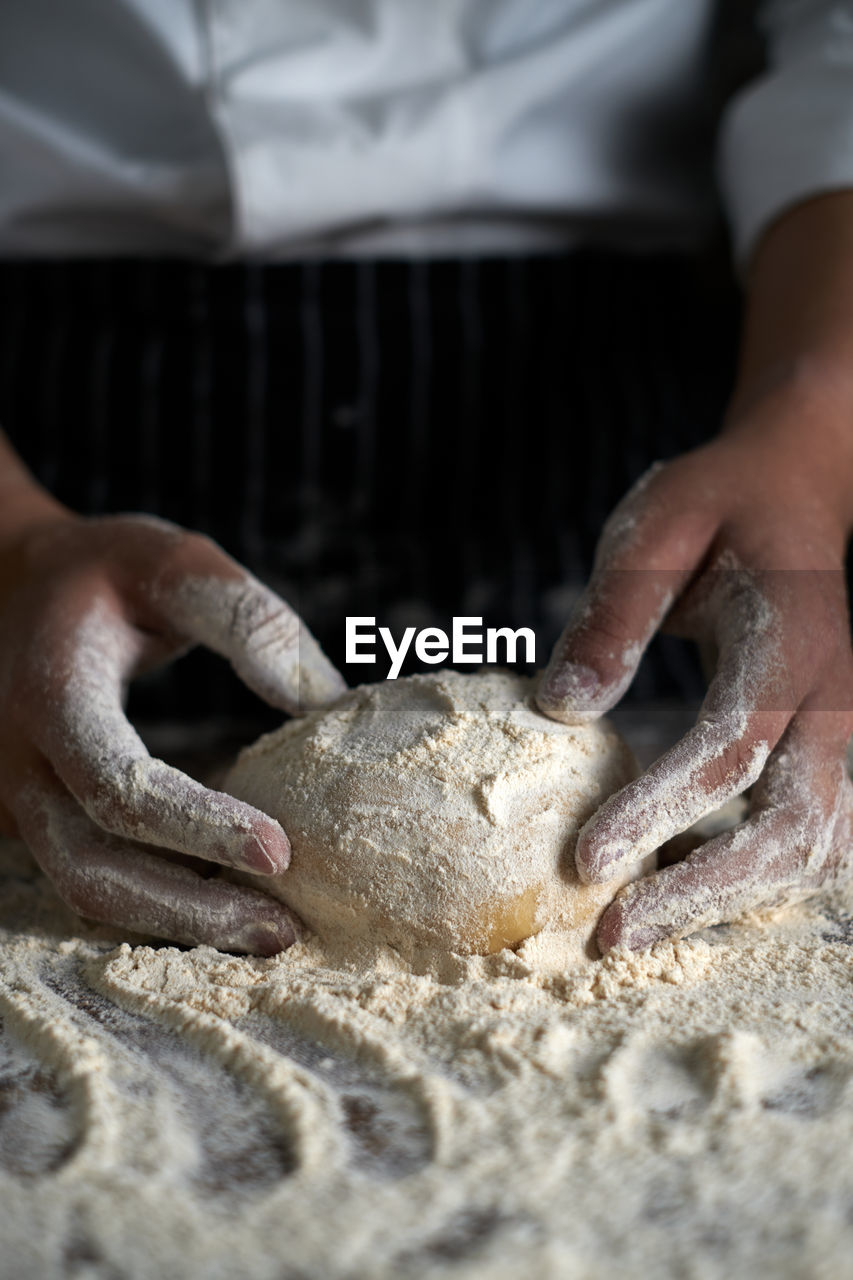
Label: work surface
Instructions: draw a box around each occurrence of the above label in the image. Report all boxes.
[2,710,853,1280]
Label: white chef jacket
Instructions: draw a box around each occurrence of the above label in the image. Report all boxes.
[0,0,851,263]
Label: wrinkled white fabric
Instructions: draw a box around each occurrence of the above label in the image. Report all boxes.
[719,0,853,261]
[0,0,851,261]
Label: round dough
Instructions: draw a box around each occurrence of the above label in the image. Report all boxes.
[224,670,642,956]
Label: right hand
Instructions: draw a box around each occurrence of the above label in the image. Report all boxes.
[0,510,346,955]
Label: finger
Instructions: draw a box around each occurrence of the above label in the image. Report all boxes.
[167,572,346,715]
[537,466,716,723]
[16,770,301,955]
[596,812,791,952]
[32,602,292,874]
[598,694,853,951]
[134,527,346,714]
[576,578,796,883]
[536,568,690,721]
[750,685,853,868]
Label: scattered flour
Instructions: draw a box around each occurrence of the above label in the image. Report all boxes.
[1,707,853,1278]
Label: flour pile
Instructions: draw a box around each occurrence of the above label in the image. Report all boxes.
[225,670,641,956]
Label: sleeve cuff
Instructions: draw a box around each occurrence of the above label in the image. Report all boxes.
[718,62,853,266]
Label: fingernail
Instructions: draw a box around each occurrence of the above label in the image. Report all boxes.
[248,920,299,955]
[623,924,667,952]
[575,830,622,884]
[598,904,664,954]
[241,833,290,875]
[538,663,602,715]
[297,660,348,710]
[596,904,624,952]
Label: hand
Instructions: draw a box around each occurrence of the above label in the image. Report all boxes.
[537,383,853,951]
[0,511,346,954]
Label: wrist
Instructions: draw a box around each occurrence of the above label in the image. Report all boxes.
[727,349,853,426]
[722,358,853,536]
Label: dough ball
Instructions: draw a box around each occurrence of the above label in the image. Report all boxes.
[224,670,642,956]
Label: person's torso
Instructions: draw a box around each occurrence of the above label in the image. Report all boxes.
[0,0,725,258]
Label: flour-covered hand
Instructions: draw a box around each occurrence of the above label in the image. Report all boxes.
[0,509,345,954]
[537,422,853,951]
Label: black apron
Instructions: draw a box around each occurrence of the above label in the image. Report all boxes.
[0,250,740,725]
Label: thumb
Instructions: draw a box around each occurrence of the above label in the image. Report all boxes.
[537,471,716,723]
[132,525,347,714]
[165,570,347,715]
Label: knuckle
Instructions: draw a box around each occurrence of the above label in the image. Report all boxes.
[698,719,770,797]
[178,528,221,562]
[82,759,154,836]
[577,596,634,654]
[82,784,123,833]
[148,526,231,596]
[231,586,299,655]
[53,867,95,918]
[116,514,183,544]
[162,529,219,575]
[793,608,845,679]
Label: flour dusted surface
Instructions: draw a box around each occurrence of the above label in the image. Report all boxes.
[2,720,853,1276]
[225,670,639,956]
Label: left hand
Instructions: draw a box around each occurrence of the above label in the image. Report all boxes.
[536,382,853,951]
